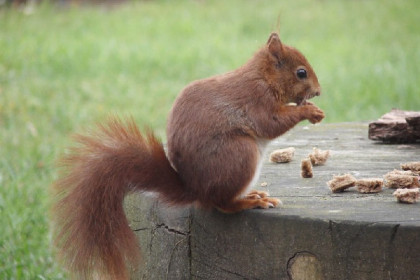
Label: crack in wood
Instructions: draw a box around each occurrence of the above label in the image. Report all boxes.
[155,223,190,236]
[133,227,149,232]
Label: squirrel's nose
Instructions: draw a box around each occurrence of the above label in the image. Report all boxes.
[314,91,321,96]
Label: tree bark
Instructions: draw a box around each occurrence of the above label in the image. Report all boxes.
[368,109,420,143]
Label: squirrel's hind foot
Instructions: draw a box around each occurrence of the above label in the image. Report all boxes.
[245,190,269,199]
[216,192,282,213]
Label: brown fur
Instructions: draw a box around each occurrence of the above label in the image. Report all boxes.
[51,33,324,279]
[167,33,323,211]
[51,118,192,280]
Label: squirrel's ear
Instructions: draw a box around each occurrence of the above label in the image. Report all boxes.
[267,32,284,60]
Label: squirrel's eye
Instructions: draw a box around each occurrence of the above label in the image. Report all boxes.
[296,69,307,79]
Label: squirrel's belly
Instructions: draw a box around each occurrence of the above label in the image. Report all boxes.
[240,138,270,197]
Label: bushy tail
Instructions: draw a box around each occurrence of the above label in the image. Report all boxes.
[51,117,190,280]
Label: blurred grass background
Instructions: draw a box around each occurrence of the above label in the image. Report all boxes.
[1,0,419,278]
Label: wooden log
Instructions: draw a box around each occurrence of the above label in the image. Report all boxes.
[125,123,420,280]
[368,109,420,143]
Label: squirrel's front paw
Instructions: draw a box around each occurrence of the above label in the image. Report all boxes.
[305,105,325,124]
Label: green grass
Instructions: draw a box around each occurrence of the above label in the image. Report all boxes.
[1,0,419,278]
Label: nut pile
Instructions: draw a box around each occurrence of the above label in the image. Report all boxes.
[327,161,420,204]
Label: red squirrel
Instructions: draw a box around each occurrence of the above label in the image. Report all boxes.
[51,32,324,279]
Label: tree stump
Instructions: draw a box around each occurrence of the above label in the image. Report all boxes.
[126,123,420,280]
[368,109,420,143]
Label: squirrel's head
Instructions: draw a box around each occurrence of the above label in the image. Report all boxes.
[262,32,321,105]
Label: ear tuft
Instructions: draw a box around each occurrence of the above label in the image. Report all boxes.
[267,32,280,44]
[267,32,283,60]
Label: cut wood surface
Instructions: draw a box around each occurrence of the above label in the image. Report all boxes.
[126,123,420,280]
[265,122,420,224]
